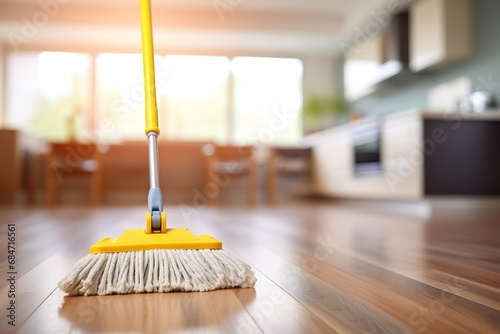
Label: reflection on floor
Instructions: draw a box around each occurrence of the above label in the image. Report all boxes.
[0,199,499,333]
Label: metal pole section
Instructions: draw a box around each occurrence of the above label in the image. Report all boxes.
[147,131,160,189]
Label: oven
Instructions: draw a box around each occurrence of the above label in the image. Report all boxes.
[352,119,382,176]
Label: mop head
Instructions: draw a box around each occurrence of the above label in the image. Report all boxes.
[58,229,256,296]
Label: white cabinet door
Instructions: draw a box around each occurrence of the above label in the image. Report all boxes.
[410,0,471,72]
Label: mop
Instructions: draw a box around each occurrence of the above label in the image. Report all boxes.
[58,0,256,296]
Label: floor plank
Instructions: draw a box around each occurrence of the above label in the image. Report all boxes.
[400,270,500,310]
[0,201,499,333]
[234,285,335,334]
[57,289,258,334]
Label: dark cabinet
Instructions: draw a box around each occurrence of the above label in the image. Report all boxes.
[424,119,500,195]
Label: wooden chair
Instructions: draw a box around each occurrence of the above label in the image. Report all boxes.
[267,147,312,204]
[45,142,104,206]
[202,144,257,206]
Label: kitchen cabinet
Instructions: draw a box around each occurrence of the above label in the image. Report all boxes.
[310,110,500,200]
[344,36,384,101]
[410,0,471,72]
[311,111,423,200]
[424,116,500,195]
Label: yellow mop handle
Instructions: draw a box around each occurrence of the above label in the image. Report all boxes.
[140,0,160,135]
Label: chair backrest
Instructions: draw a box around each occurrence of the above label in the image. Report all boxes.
[273,147,311,158]
[50,143,98,159]
[213,145,254,162]
[48,143,103,173]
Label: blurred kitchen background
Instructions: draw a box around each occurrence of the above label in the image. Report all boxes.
[0,0,499,208]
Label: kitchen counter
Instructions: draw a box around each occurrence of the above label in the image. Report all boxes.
[307,108,500,199]
[302,108,500,147]
[422,109,500,121]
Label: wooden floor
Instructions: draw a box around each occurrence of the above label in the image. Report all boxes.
[1,200,499,333]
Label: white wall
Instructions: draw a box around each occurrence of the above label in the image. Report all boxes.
[302,55,338,97]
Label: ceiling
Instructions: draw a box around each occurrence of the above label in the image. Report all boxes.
[0,0,397,55]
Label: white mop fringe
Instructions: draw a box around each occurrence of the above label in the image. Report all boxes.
[58,249,257,296]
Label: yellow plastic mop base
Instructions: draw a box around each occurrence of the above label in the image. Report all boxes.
[90,228,222,254]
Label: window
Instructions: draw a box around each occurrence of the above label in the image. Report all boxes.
[344,59,379,101]
[6,52,91,142]
[96,53,148,142]
[6,52,303,145]
[162,55,229,142]
[232,57,303,145]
